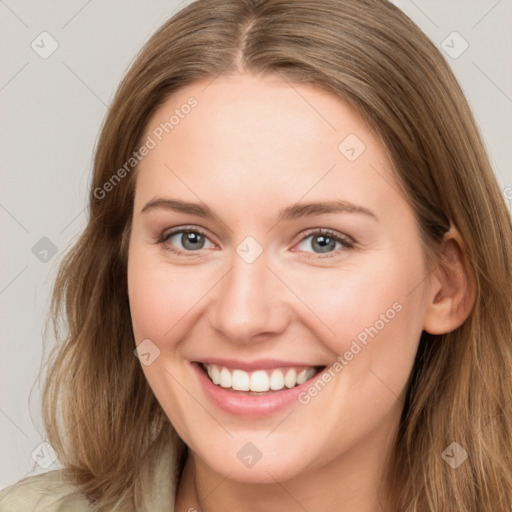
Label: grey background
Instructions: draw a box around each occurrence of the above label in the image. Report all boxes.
[1,0,511,489]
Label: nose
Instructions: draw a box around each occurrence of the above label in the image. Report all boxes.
[208,249,290,344]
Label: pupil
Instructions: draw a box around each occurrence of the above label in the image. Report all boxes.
[313,235,335,253]
[183,232,204,250]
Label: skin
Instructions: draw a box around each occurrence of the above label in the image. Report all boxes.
[127,73,473,512]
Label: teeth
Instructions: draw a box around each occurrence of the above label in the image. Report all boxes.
[203,364,317,392]
[232,369,250,391]
[296,368,310,385]
[269,369,284,390]
[284,368,297,388]
[219,367,231,388]
[210,365,220,385]
[250,370,269,392]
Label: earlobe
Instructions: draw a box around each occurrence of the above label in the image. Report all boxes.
[423,227,476,335]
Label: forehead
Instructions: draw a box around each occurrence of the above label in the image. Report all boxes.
[142,72,373,158]
[134,73,400,221]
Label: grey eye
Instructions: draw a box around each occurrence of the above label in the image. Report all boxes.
[297,234,341,253]
[167,230,213,251]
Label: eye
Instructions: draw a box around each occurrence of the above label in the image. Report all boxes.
[155,226,355,258]
[158,227,215,255]
[294,228,355,257]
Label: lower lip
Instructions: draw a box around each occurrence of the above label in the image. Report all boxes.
[192,362,321,418]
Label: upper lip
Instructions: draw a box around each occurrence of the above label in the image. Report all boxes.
[196,358,325,372]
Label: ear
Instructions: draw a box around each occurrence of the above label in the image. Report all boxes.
[423,226,476,335]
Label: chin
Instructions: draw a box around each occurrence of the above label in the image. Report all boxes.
[184,432,321,485]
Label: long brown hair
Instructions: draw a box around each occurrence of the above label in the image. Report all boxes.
[41,0,512,509]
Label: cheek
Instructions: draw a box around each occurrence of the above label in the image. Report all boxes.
[287,248,426,376]
[127,247,205,346]
[127,246,207,434]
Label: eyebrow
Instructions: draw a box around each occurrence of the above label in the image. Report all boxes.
[140,197,378,222]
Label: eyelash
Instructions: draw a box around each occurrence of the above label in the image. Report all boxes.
[154,226,355,259]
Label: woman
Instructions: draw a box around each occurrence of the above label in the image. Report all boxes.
[1,0,511,510]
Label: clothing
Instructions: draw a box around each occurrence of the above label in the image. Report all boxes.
[0,470,93,512]
[0,442,178,511]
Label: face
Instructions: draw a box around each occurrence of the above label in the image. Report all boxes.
[127,73,431,483]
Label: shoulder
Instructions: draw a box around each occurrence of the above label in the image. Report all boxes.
[0,470,93,512]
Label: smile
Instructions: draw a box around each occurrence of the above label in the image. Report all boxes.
[202,363,321,393]
[192,359,327,417]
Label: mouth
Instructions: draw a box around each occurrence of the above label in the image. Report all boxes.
[198,362,325,395]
